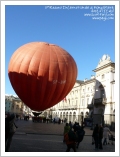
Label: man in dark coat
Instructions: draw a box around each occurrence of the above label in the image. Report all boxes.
[76,126,85,148]
[5,113,18,152]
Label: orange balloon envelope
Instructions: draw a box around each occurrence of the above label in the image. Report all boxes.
[8,42,78,111]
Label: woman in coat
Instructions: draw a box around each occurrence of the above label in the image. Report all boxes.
[103,125,112,145]
[63,123,70,142]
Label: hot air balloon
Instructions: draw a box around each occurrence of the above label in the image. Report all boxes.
[8,42,77,111]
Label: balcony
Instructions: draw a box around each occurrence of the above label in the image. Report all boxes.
[57,105,77,110]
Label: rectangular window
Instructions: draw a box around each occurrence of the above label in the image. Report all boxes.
[72,101,74,105]
[87,98,89,104]
[76,100,78,105]
[82,99,84,106]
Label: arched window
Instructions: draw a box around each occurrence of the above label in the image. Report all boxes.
[81,112,83,115]
[73,112,76,115]
[69,112,72,115]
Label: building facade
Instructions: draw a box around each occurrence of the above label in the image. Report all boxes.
[5,95,33,117]
[49,54,115,130]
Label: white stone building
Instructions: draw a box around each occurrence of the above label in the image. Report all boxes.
[49,54,115,130]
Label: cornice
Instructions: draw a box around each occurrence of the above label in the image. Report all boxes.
[93,62,115,72]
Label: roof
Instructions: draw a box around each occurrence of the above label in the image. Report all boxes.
[76,80,84,84]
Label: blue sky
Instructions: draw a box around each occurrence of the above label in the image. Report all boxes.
[5,4,115,96]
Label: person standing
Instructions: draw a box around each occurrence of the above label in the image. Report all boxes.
[64,130,77,152]
[103,125,113,145]
[68,121,73,130]
[58,118,61,124]
[73,122,78,132]
[76,126,85,149]
[5,113,18,152]
[53,118,55,124]
[46,118,49,123]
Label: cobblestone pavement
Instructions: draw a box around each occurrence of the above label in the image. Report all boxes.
[8,119,115,152]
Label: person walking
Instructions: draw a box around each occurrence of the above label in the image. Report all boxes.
[5,113,18,152]
[63,123,70,143]
[46,118,49,123]
[58,118,61,124]
[68,121,73,130]
[64,129,77,152]
[76,126,85,149]
[103,125,113,145]
[73,122,80,132]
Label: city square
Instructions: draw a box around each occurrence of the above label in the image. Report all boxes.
[8,119,115,152]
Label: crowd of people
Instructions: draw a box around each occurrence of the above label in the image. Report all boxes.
[63,121,114,152]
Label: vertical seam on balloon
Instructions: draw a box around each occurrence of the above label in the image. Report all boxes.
[43,45,56,110]
[20,45,36,109]
[36,44,45,110]
[55,47,69,100]
[19,46,35,105]
[56,47,77,104]
[42,45,51,110]
[51,46,60,102]
[24,44,40,110]
[43,45,59,110]
[66,53,76,97]
[52,46,68,103]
